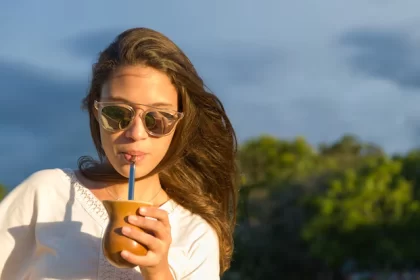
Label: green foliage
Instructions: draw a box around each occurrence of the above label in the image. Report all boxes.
[302,158,420,268]
[0,183,7,201]
[238,135,316,185]
[225,134,420,279]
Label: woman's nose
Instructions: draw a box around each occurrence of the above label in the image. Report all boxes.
[124,114,148,140]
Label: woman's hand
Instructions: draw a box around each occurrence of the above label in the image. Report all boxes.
[121,207,173,279]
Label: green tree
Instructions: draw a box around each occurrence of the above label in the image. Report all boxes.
[399,149,420,198]
[319,134,384,158]
[237,136,317,227]
[227,134,420,279]
[232,135,328,279]
[0,183,7,201]
[302,157,420,269]
[238,135,316,185]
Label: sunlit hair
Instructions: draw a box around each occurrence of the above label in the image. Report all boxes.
[78,27,238,274]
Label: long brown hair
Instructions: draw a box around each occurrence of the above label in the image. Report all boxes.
[78,27,238,274]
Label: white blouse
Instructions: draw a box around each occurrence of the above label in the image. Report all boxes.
[0,168,220,280]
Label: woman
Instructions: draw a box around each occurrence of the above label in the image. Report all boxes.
[0,27,238,280]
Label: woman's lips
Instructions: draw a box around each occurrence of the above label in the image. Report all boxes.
[121,152,146,163]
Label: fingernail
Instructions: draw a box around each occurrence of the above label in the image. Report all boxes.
[128,215,138,222]
[139,207,146,213]
[122,227,131,234]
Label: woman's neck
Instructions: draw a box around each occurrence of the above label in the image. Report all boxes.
[108,174,166,204]
[76,170,168,206]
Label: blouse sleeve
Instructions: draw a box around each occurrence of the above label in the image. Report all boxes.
[0,173,38,279]
[182,225,221,280]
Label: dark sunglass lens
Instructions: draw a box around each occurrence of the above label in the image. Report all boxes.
[144,112,160,132]
[101,106,133,131]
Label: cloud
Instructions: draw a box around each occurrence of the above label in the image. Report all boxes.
[339,27,420,89]
[190,44,288,87]
[0,59,95,188]
[64,28,287,86]
[63,29,120,61]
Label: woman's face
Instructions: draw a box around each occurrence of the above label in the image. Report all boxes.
[98,65,179,178]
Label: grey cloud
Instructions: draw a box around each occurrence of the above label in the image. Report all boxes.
[339,28,420,89]
[64,29,286,87]
[191,45,287,87]
[0,59,95,189]
[62,29,120,60]
[0,60,80,131]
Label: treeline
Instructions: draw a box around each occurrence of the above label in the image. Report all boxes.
[0,184,6,201]
[224,134,420,279]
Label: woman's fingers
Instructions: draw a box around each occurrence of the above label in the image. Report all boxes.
[137,207,171,228]
[121,226,159,251]
[127,213,171,241]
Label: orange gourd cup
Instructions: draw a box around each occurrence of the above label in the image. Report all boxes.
[102,200,152,268]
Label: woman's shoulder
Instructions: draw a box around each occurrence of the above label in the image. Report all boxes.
[1,168,74,213]
[21,168,68,182]
[18,168,70,188]
[8,168,73,198]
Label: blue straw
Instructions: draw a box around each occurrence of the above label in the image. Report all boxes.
[128,161,136,200]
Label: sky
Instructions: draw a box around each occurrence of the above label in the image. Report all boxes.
[2,1,420,188]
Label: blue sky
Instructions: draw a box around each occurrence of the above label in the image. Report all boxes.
[2,1,420,188]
